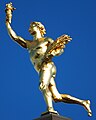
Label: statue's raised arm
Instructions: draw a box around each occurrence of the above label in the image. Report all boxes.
[5,3,32,49]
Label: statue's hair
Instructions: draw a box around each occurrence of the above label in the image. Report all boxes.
[29,22,46,36]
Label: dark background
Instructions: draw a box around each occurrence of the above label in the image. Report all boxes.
[0,0,96,120]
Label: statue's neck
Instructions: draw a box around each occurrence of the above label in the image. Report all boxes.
[33,31,42,40]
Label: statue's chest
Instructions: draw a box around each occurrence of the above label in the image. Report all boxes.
[30,39,48,50]
[29,40,48,58]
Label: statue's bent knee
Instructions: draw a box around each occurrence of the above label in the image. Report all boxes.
[39,82,48,91]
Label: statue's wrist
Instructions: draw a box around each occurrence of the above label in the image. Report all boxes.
[6,19,10,23]
[5,8,13,14]
[6,15,12,24]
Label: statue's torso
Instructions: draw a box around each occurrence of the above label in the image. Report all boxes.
[28,37,53,72]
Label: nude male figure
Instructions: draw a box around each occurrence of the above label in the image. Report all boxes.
[5,3,92,116]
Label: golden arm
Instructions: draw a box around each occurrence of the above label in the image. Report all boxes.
[5,2,32,49]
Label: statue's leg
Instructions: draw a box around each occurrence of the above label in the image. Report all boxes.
[50,80,92,116]
[48,63,62,102]
[39,62,57,113]
[49,77,62,101]
[48,64,92,116]
[61,94,92,116]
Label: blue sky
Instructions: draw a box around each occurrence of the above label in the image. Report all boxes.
[0,0,96,120]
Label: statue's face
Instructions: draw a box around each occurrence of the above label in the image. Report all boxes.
[29,22,39,35]
[29,22,46,36]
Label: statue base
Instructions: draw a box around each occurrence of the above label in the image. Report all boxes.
[34,112,71,120]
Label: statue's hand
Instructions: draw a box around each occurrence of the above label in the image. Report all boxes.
[5,2,16,12]
[5,2,16,23]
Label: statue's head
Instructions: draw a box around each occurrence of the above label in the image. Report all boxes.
[29,22,46,37]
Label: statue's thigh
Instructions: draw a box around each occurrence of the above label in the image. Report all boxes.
[39,64,52,85]
[49,77,56,86]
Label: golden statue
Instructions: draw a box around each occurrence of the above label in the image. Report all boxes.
[5,3,92,116]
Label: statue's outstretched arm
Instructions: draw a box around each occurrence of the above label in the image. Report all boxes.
[5,3,31,49]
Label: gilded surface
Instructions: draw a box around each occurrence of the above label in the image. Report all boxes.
[5,3,92,116]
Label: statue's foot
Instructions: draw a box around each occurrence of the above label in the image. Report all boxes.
[48,107,59,114]
[83,100,92,116]
[41,107,59,116]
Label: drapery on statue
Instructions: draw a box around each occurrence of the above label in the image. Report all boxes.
[5,2,92,117]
